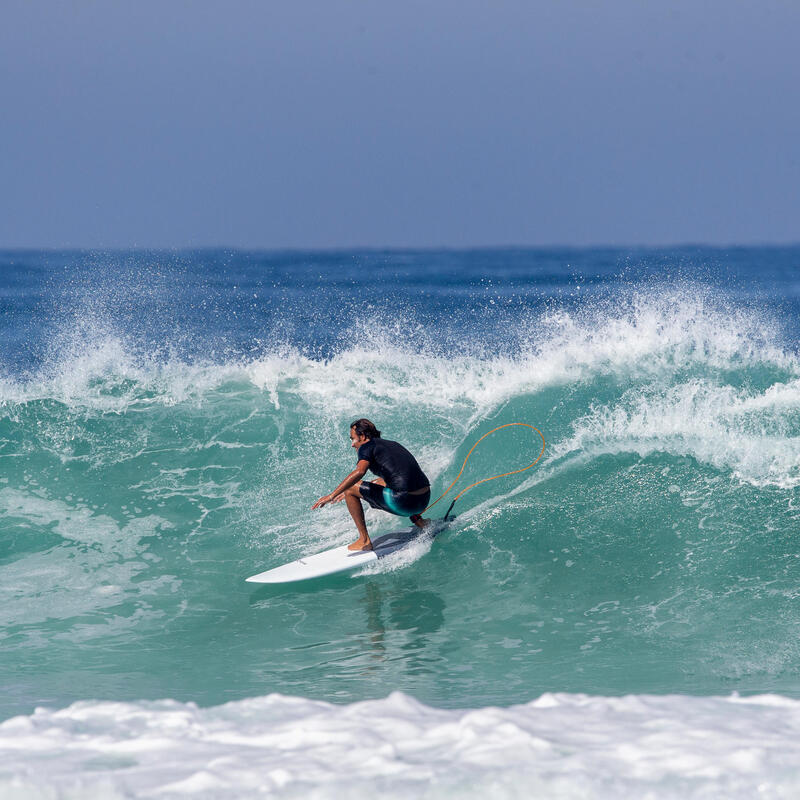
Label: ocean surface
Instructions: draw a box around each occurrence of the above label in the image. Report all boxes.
[2,246,800,797]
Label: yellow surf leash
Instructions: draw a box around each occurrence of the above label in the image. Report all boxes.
[424,422,546,520]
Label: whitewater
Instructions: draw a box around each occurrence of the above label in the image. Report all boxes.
[2,247,800,797]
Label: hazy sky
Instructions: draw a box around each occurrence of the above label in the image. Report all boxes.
[1,1,798,248]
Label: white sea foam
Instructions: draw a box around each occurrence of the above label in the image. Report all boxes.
[0,287,794,416]
[554,378,800,488]
[2,691,800,799]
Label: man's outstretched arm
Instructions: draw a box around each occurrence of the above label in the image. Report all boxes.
[311,460,369,509]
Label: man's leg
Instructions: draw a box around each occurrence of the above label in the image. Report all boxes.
[344,484,372,551]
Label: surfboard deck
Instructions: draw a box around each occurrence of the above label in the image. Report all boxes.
[245,520,447,584]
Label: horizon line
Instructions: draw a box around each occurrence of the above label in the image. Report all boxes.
[2,240,800,255]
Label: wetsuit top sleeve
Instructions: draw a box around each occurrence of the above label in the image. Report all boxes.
[357,440,376,472]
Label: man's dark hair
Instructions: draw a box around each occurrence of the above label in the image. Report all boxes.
[350,418,381,439]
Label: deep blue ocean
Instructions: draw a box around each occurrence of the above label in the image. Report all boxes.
[2,246,800,798]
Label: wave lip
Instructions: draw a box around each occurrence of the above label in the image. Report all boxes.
[554,378,800,488]
[2,691,800,799]
[2,284,796,409]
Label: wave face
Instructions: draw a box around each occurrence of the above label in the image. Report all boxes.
[2,247,800,795]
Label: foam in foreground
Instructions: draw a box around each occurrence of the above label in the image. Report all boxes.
[3,691,800,799]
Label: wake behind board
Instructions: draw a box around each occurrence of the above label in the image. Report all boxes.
[246,520,447,584]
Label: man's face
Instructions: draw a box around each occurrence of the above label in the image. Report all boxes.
[350,427,369,449]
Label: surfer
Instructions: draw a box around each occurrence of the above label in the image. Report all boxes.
[312,419,431,551]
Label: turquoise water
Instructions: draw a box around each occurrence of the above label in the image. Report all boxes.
[2,248,800,723]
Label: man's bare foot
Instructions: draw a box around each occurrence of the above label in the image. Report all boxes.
[410,514,428,528]
[348,539,373,551]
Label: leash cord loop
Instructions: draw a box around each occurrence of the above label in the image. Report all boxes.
[423,422,546,519]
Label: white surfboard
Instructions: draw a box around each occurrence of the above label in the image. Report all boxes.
[246,520,447,584]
